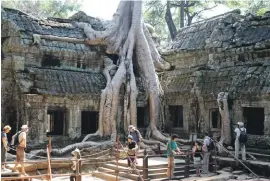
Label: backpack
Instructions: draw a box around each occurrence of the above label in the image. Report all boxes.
[238,128,247,143]
[11,131,22,147]
[207,138,215,151]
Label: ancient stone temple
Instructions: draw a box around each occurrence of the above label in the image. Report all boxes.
[1,7,270,148]
[161,10,270,147]
[1,8,147,145]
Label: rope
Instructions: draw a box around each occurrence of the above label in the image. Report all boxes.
[214,140,260,179]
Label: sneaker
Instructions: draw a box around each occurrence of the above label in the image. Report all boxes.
[1,168,9,172]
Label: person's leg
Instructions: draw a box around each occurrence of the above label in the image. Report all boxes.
[12,149,20,172]
[202,152,210,174]
[235,139,239,159]
[128,157,131,167]
[167,157,175,178]
[1,148,6,170]
[241,144,246,161]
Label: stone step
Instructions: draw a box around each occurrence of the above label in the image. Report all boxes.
[92,171,134,181]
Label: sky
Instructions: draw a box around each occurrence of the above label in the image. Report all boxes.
[79,0,232,20]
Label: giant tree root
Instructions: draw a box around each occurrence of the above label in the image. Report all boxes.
[29,141,112,158]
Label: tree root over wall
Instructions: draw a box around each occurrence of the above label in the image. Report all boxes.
[29,1,172,157]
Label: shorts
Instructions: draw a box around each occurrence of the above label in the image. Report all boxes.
[194,157,202,168]
[1,146,7,163]
[127,155,135,166]
[16,146,25,162]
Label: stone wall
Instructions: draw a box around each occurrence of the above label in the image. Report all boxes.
[161,11,270,146]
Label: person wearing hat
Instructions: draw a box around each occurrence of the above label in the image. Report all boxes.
[126,135,138,171]
[128,125,142,164]
[1,125,11,171]
[234,122,247,160]
[12,125,29,175]
[70,148,81,181]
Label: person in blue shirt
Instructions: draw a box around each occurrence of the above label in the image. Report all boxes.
[1,125,11,171]
[167,135,183,179]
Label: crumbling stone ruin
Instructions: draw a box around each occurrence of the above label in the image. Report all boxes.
[1,7,270,152]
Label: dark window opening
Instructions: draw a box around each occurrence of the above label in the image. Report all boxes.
[42,54,61,67]
[137,107,147,128]
[82,63,86,69]
[243,107,264,135]
[169,106,184,127]
[77,61,81,68]
[47,110,66,135]
[106,53,119,65]
[210,109,221,129]
[81,111,98,134]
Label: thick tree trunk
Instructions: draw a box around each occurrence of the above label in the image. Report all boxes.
[217,92,231,145]
[165,1,177,40]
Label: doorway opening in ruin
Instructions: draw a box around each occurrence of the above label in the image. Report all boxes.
[169,105,184,127]
[137,107,148,128]
[243,107,264,135]
[81,111,99,135]
[47,110,66,135]
[210,108,221,129]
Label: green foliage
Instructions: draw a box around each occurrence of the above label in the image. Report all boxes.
[143,1,170,42]
[1,0,82,18]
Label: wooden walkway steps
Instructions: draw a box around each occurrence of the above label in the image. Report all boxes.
[93,156,196,181]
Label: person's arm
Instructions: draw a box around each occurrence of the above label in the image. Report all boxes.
[136,130,143,142]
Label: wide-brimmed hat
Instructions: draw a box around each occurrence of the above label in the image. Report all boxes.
[21,125,29,129]
[71,148,80,155]
[237,122,244,127]
[127,135,133,140]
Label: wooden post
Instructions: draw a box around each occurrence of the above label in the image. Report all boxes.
[75,160,81,181]
[48,137,52,152]
[46,145,52,181]
[116,136,119,181]
[184,154,190,178]
[143,149,148,180]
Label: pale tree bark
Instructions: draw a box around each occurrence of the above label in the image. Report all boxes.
[217,92,231,146]
[30,1,172,157]
[77,1,171,143]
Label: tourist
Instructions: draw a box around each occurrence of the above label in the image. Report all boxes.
[12,125,29,175]
[126,135,138,171]
[234,122,247,161]
[192,140,202,177]
[1,125,11,171]
[128,125,142,164]
[201,133,214,175]
[166,135,183,179]
[70,148,81,181]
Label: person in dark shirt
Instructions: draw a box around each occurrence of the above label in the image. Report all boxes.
[126,135,138,170]
[1,125,11,171]
[192,140,203,176]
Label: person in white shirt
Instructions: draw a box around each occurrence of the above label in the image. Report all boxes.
[234,122,246,161]
[201,133,212,174]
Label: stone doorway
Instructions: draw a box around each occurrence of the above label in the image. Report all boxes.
[47,110,66,135]
[169,105,184,128]
[81,111,98,134]
[243,107,264,135]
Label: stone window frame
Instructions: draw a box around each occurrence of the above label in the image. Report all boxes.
[209,108,221,131]
[169,105,184,128]
[47,107,68,136]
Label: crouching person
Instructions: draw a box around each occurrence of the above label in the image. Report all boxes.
[126,135,138,171]
[70,148,81,181]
